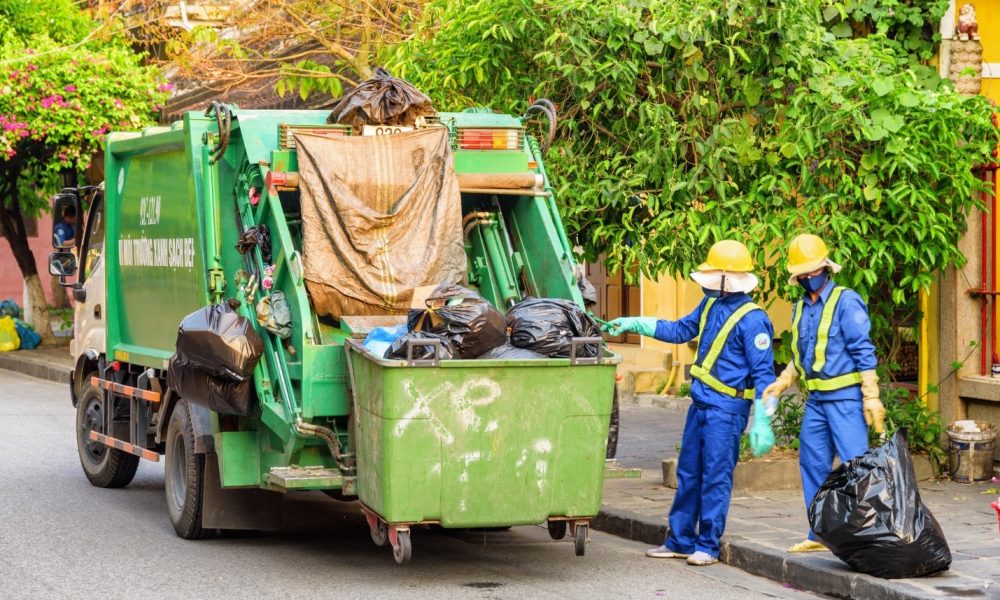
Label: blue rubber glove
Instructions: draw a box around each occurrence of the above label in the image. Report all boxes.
[601,317,657,337]
[749,398,775,457]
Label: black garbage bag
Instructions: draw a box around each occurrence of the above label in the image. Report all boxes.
[172,303,264,381]
[408,283,506,359]
[326,67,435,130]
[386,331,455,361]
[506,298,601,358]
[808,431,952,579]
[168,302,264,416]
[477,343,546,360]
[236,224,271,264]
[167,355,254,416]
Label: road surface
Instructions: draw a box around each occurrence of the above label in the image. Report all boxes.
[0,369,822,599]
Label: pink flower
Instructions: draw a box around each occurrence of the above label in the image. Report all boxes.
[157,82,174,92]
[26,63,37,71]
[113,99,123,108]
[64,84,77,93]
[8,71,18,80]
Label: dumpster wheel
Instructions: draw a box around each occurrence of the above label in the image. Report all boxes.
[392,529,412,565]
[370,520,388,547]
[547,519,567,540]
[569,521,589,556]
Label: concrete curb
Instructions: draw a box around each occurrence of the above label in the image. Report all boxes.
[592,508,939,600]
[0,352,72,384]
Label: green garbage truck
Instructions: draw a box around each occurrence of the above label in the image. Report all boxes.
[49,103,619,564]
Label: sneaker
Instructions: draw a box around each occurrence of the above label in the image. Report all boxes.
[645,545,689,559]
[787,539,828,553]
[686,551,718,566]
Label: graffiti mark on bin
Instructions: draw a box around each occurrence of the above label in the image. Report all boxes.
[395,377,502,443]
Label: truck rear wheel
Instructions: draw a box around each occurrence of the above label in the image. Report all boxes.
[76,377,139,488]
[164,401,210,539]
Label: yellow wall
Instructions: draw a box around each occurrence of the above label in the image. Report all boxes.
[971,0,1000,103]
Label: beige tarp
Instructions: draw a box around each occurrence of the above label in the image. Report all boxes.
[295,127,466,320]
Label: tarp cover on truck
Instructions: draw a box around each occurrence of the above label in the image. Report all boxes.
[295,127,466,320]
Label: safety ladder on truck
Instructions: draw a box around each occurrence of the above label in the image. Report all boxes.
[89,359,161,462]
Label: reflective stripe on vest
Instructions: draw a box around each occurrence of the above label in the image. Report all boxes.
[791,286,863,392]
[689,299,760,400]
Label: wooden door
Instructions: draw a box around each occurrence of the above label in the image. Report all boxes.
[586,259,641,344]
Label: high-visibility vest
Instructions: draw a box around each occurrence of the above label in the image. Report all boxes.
[689,298,762,400]
[791,286,863,392]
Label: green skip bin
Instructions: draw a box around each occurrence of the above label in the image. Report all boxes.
[346,338,619,561]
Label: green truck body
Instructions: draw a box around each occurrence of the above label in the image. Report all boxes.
[58,106,618,563]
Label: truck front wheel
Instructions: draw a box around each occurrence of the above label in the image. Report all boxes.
[164,401,210,539]
[76,377,139,488]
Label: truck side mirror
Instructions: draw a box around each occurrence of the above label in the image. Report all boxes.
[51,192,78,249]
[48,252,78,277]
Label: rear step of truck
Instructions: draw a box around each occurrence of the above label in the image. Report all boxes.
[268,466,356,494]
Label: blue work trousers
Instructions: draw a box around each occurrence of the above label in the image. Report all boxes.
[799,399,869,540]
[665,402,748,558]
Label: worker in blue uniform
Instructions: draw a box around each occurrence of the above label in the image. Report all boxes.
[604,240,775,566]
[762,233,885,553]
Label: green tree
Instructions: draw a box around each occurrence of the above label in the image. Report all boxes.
[0,0,165,342]
[385,0,998,366]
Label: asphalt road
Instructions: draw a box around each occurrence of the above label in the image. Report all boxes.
[0,370,822,600]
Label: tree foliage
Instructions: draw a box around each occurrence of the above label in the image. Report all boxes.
[385,0,998,360]
[0,0,164,338]
[100,0,423,99]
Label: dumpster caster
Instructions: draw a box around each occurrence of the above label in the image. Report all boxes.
[547,519,567,540]
[391,529,412,565]
[572,522,588,556]
[370,521,389,547]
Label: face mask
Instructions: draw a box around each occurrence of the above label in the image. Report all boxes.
[799,271,829,294]
[702,287,723,298]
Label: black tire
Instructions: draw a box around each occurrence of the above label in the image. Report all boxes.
[76,377,139,488]
[164,401,210,539]
[605,385,620,459]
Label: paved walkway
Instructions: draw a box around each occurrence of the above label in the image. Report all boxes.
[0,345,73,383]
[598,404,1000,600]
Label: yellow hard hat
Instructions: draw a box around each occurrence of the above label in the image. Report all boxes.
[787,233,835,276]
[697,240,754,273]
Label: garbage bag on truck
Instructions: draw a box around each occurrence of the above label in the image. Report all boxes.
[386,331,455,361]
[808,431,952,579]
[256,291,292,339]
[295,127,466,320]
[172,303,264,381]
[0,316,20,352]
[326,68,435,130]
[167,355,255,416]
[476,343,546,360]
[506,298,602,358]
[408,283,507,359]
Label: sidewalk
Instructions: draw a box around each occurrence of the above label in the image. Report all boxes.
[596,404,1000,600]
[0,345,73,383]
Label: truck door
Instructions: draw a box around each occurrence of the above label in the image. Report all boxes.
[70,193,107,360]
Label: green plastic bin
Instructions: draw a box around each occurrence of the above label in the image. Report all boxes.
[346,339,618,532]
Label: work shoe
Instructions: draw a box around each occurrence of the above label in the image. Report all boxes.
[645,545,689,559]
[787,540,828,553]
[686,551,718,566]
